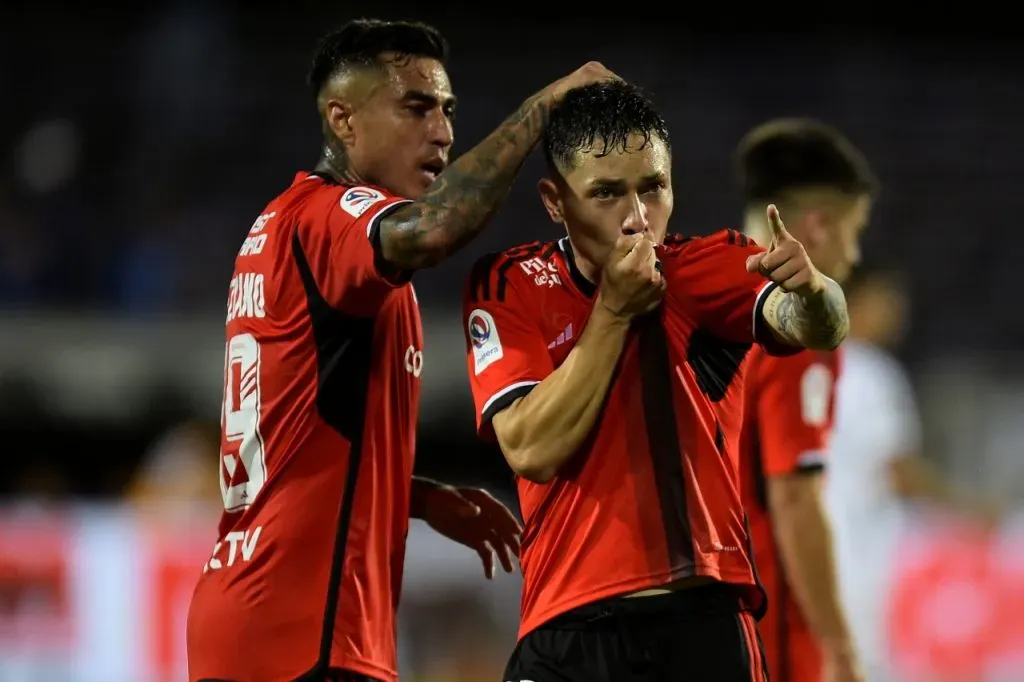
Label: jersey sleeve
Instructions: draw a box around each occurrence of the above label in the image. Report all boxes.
[295,184,413,315]
[463,255,555,440]
[755,350,842,477]
[664,230,796,355]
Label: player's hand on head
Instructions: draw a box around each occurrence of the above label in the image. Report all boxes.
[745,204,827,298]
[598,233,666,318]
[546,61,622,104]
[420,484,522,579]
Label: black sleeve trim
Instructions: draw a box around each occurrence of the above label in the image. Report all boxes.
[481,383,538,427]
[368,200,415,285]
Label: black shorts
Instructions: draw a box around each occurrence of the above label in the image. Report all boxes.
[504,583,769,682]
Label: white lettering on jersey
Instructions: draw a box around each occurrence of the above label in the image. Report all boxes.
[711,542,741,552]
[518,257,562,288]
[404,345,424,378]
[203,526,263,573]
[340,186,386,218]
[226,273,266,322]
[221,334,267,511]
[238,211,275,257]
[468,309,503,375]
[800,362,834,427]
[249,211,276,233]
[238,233,268,257]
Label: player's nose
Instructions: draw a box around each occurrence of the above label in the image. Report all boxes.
[428,112,454,148]
[621,193,648,235]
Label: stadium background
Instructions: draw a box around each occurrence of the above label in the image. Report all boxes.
[1,5,1022,681]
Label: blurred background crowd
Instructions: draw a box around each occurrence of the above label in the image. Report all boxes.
[1,4,1022,681]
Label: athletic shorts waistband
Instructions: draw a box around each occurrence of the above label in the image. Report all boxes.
[537,582,745,630]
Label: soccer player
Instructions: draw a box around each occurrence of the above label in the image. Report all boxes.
[462,81,848,682]
[826,265,1004,682]
[734,119,876,682]
[185,19,617,682]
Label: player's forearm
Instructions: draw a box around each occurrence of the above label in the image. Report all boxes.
[768,477,855,648]
[409,476,443,519]
[492,304,630,483]
[378,93,552,270]
[764,278,849,350]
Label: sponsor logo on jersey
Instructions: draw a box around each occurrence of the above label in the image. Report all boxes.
[468,309,503,375]
[340,186,386,218]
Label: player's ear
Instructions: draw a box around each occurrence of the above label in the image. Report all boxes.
[324,98,357,148]
[538,177,564,224]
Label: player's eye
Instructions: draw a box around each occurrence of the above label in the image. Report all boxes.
[590,188,617,200]
[643,181,667,194]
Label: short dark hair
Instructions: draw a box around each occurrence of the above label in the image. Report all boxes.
[543,81,671,175]
[736,118,878,203]
[307,19,449,101]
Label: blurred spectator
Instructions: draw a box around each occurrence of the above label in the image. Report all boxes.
[127,419,221,514]
[401,589,510,681]
[826,266,1004,682]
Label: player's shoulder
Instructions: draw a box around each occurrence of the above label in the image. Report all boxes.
[465,239,562,305]
[282,173,405,223]
[662,229,761,258]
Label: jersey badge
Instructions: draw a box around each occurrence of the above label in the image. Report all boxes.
[468,308,503,375]
[340,186,386,218]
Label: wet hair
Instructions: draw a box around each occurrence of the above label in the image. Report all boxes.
[543,80,671,175]
[736,118,878,203]
[307,18,448,101]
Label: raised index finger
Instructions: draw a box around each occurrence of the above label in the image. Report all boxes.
[766,204,791,242]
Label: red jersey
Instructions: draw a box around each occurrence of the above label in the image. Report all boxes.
[739,346,843,682]
[187,173,423,682]
[463,230,796,639]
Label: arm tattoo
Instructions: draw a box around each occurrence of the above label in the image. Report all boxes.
[768,278,849,350]
[380,93,552,270]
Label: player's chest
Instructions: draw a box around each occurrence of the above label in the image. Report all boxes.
[529,292,598,368]
[377,285,424,382]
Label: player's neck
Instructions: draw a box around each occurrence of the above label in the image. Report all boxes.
[314,137,365,186]
[566,238,601,285]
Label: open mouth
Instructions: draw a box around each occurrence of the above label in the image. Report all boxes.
[420,160,445,178]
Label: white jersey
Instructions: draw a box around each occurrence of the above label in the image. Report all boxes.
[824,339,920,676]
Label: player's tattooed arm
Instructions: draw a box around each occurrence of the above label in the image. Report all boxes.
[377,93,551,270]
[746,204,849,350]
[762,278,849,351]
[370,62,618,271]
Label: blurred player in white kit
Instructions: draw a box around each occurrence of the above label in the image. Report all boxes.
[825,266,1003,681]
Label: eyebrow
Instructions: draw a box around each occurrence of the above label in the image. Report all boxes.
[590,172,667,186]
[401,89,458,110]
